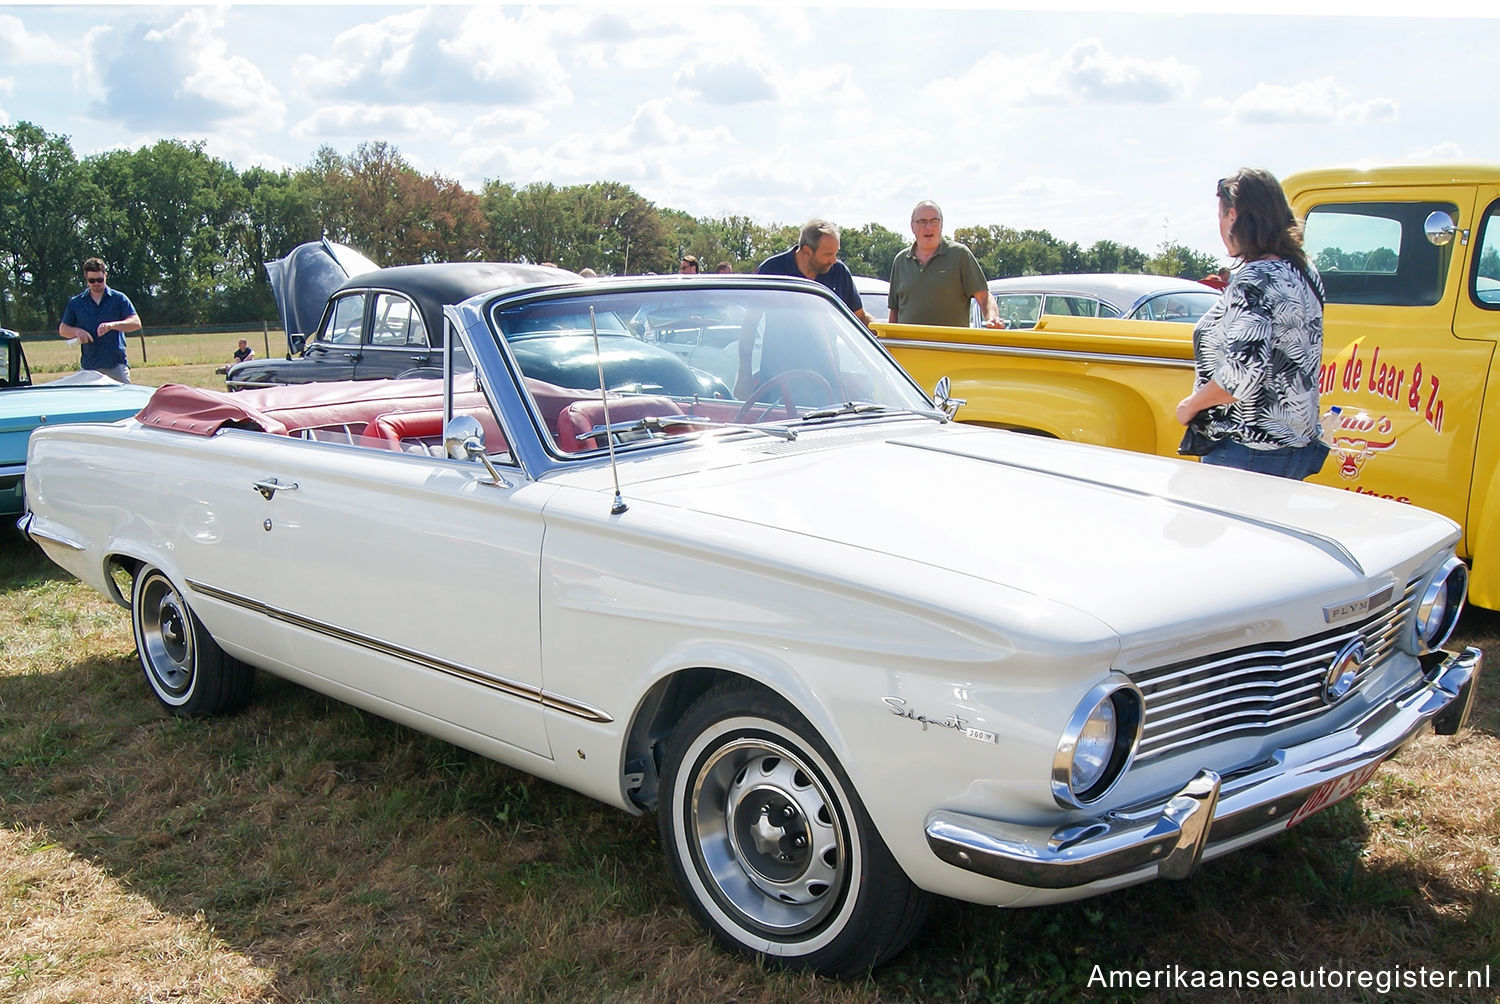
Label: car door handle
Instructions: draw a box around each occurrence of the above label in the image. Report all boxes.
[252,478,298,500]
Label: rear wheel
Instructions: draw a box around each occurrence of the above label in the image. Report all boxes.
[131,567,253,716]
[657,679,929,974]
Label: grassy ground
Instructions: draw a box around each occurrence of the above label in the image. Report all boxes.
[1,526,1495,1002]
[27,329,279,389]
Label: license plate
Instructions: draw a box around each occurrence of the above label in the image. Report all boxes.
[1285,758,1386,828]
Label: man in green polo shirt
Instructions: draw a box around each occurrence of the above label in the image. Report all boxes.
[888,201,1001,328]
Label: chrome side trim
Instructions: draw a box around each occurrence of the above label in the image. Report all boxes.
[187,579,613,724]
[878,338,1194,369]
[19,516,87,551]
[926,646,1481,889]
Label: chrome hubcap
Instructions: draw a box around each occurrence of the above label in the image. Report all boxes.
[139,575,194,697]
[690,738,846,934]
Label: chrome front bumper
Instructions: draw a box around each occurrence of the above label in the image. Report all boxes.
[926,646,1483,890]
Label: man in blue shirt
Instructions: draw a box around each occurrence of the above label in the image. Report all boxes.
[58,257,140,382]
[756,220,874,327]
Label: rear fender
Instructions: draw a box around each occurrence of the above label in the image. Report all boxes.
[946,370,1163,454]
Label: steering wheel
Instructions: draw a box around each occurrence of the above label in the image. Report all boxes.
[733,369,834,423]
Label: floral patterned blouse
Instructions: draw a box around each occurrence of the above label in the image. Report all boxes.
[1191,258,1325,450]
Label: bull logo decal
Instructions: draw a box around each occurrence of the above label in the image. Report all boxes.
[1328,412,1398,481]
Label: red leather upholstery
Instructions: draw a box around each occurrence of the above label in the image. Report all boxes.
[556,396,686,452]
[365,408,508,455]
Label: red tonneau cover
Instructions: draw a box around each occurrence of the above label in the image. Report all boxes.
[137,379,449,437]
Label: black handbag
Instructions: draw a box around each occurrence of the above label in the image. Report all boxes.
[1177,420,1219,457]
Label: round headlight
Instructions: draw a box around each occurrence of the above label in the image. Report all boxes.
[1053,681,1142,808]
[1410,557,1468,654]
[1072,700,1116,793]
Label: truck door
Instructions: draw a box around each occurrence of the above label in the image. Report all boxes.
[1454,189,1500,592]
[1297,185,1493,533]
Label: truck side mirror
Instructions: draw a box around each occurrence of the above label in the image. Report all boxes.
[287,333,307,357]
[1424,210,1468,248]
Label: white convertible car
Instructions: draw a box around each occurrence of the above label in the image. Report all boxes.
[20,274,1483,974]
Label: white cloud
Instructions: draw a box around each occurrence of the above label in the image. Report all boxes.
[294,7,572,107]
[89,8,284,132]
[455,99,733,190]
[454,107,548,146]
[924,37,1197,128]
[675,59,781,105]
[1229,78,1398,124]
[1405,141,1464,161]
[1056,39,1197,104]
[0,14,71,64]
[291,104,455,141]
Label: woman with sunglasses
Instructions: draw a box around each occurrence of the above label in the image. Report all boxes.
[1175,168,1328,480]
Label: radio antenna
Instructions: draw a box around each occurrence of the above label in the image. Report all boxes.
[590,305,628,515]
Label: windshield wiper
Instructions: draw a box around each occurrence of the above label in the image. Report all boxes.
[800,401,945,422]
[589,414,799,442]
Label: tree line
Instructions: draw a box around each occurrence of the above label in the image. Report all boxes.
[0,120,1218,332]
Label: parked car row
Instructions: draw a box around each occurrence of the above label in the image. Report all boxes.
[19,264,1482,974]
[970,273,1222,328]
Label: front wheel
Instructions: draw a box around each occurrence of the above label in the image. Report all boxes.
[658,680,929,974]
[131,567,253,716]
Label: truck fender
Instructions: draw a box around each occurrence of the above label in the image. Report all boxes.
[946,369,1163,454]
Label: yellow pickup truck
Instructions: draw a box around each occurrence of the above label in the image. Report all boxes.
[879,164,1500,608]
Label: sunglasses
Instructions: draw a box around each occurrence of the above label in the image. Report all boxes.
[86,276,106,284]
[1216,178,1234,202]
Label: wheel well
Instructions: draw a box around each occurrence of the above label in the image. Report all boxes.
[105,554,145,607]
[623,668,780,812]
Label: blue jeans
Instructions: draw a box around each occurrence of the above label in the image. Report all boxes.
[1200,439,1328,481]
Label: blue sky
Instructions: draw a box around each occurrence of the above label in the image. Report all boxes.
[1,2,1496,263]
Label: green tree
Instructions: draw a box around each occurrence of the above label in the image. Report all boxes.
[1145,240,1218,280]
[839,223,906,280]
[81,139,248,325]
[0,121,98,329]
[1082,239,1148,274]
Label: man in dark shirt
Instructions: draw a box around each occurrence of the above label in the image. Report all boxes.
[756,219,873,326]
[58,257,140,382]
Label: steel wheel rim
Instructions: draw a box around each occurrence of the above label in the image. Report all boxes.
[139,575,194,698]
[688,736,847,935]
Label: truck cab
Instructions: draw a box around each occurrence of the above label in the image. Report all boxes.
[1285,165,1500,606]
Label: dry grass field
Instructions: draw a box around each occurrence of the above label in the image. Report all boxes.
[2,349,1497,1002]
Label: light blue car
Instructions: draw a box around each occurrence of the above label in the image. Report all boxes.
[2,328,156,515]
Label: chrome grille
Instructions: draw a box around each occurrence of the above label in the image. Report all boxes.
[1127,580,1418,763]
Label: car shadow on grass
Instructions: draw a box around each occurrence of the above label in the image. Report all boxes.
[2,530,1496,1001]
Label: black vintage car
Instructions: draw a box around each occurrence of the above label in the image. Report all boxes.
[233,242,732,398]
[229,241,574,389]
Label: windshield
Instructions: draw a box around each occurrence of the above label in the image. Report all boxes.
[488,284,935,454]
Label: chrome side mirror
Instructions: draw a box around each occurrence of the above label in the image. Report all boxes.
[1424,210,1467,248]
[444,415,509,487]
[933,376,966,420]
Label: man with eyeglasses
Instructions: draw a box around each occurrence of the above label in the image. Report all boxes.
[58,257,140,382]
[888,201,1001,328]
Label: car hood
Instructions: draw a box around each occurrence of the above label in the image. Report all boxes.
[264,238,379,352]
[613,422,1455,638]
